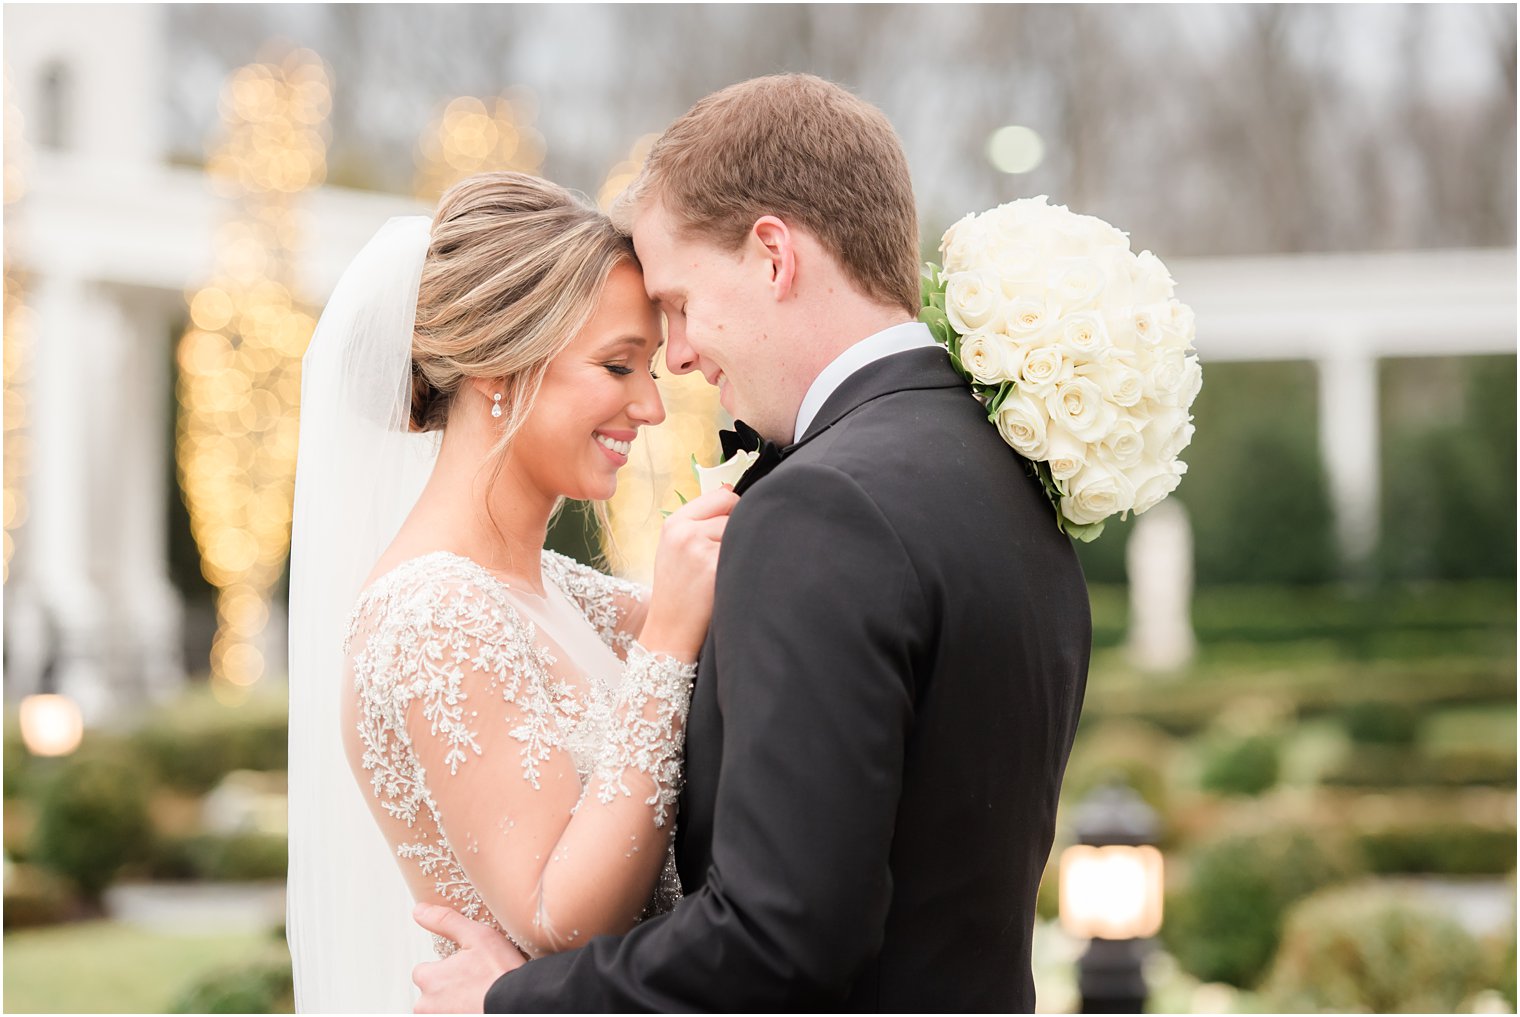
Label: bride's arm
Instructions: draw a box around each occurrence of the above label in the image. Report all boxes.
[541,550,650,657]
[405,584,693,958]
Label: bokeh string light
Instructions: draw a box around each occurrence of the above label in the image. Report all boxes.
[3,67,33,584]
[177,49,331,703]
[598,134,722,582]
[414,89,546,201]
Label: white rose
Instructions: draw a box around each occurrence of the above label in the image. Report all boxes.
[1046,422,1088,482]
[1150,347,1188,405]
[1162,300,1197,350]
[1061,311,1111,361]
[945,270,1003,334]
[1060,461,1136,526]
[695,449,760,495]
[1179,355,1203,409]
[1132,304,1167,348]
[958,330,1012,386]
[1130,460,1187,515]
[1079,359,1145,408]
[1143,408,1194,462]
[1018,343,1070,397]
[1002,296,1050,341]
[1051,257,1106,315]
[1132,250,1176,305]
[1096,416,1145,470]
[938,211,980,270]
[1045,376,1116,444]
[994,392,1050,460]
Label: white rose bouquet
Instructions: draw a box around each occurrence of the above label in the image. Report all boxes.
[920,196,1200,541]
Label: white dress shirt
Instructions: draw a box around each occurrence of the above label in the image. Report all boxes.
[791,321,942,443]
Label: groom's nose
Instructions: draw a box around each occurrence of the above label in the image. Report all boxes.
[663,317,699,375]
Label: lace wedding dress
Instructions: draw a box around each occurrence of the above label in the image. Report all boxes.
[340,548,693,960]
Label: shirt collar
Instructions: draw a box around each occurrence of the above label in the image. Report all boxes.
[791,321,939,443]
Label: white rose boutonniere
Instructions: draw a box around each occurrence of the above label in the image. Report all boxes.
[694,449,760,496]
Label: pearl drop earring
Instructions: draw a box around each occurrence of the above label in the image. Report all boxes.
[491,393,503,419]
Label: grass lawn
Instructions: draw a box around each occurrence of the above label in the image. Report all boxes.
[3,920,285,1013]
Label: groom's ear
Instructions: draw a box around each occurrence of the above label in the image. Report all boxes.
[750,216,796,301]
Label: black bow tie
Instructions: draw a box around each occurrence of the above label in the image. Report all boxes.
[718,420,786,496]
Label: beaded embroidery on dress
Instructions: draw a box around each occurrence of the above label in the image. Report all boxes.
[342,550,691,958]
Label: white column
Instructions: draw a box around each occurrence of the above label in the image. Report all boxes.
[27,273,111,721]
[1125,498,1196,673]
[106,290,184,704]
[1317,341,1380,570]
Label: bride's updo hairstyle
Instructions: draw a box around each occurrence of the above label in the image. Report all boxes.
[409,171,635,460]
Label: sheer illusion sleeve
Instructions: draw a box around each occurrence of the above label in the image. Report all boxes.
[344,555,694,960]
[541,550,650,660]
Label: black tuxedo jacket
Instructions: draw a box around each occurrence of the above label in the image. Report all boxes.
[486,346,1091,1012]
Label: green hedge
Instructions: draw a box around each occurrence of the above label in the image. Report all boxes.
[150,833,288,883]
[1083,657,1513,737]
[1378,355,1517,583]
[1339,700,1422,745]
[1163,826,1357,988]
[1355,824,1517,876]
[1266,883,1492,1011]
[1322,745,1516,790]
[30,749,154,904]
[129,692,287,794]
[171,954,294,1014]
[1198,732,1280,798]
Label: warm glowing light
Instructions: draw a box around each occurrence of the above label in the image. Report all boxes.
[414,88,546,201]
[598,134,662,211]
[4,67,31,583]
[1058,844,1164,940]
[986,125,1046,175]
[19,694,84,757]
[178,49,330,690]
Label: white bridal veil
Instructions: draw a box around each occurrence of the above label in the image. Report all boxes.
[286,216,441,1012]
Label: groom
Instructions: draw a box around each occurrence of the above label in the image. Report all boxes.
[413,73,1090,1012]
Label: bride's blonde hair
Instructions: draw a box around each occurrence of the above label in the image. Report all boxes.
[409,171,636,462]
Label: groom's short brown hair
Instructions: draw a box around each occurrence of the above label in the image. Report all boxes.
[617,74,921,316]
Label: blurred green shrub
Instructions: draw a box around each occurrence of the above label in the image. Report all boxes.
[1198,732,1280,797]
[2,860,76,929]
[1339,700,1421,745]
[1323,744,1516,789]
[1265,883,1488,1011]
[1163,827,1356,988]
[150,833,288,883]
[30,749,153,904]
[1355,823,1517,876]
[1179,362,1337,586]
[1379,355,1517,583]
[1085,657,1512,737]
[1062,719,1178,818]
[170,955,294,1014]
[130,690,287,793]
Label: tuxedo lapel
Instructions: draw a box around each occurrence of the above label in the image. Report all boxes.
[786,345,964,453]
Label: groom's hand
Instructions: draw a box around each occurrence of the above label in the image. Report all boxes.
[412,903,526,1014]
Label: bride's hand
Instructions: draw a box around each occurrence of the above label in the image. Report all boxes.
[639,486,740,663]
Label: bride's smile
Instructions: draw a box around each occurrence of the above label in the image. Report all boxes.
[507,261,665,504]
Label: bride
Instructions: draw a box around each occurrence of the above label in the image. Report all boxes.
[286,172,737,1012]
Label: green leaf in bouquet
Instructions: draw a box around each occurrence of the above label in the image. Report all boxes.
[689,453,700,484]
[919,261,944,307]
[1060,517,1106,543]
[983,381,1015,417]
[675,490,688,505]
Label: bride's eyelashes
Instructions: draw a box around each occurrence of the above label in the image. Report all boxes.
[602,362,661,380]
